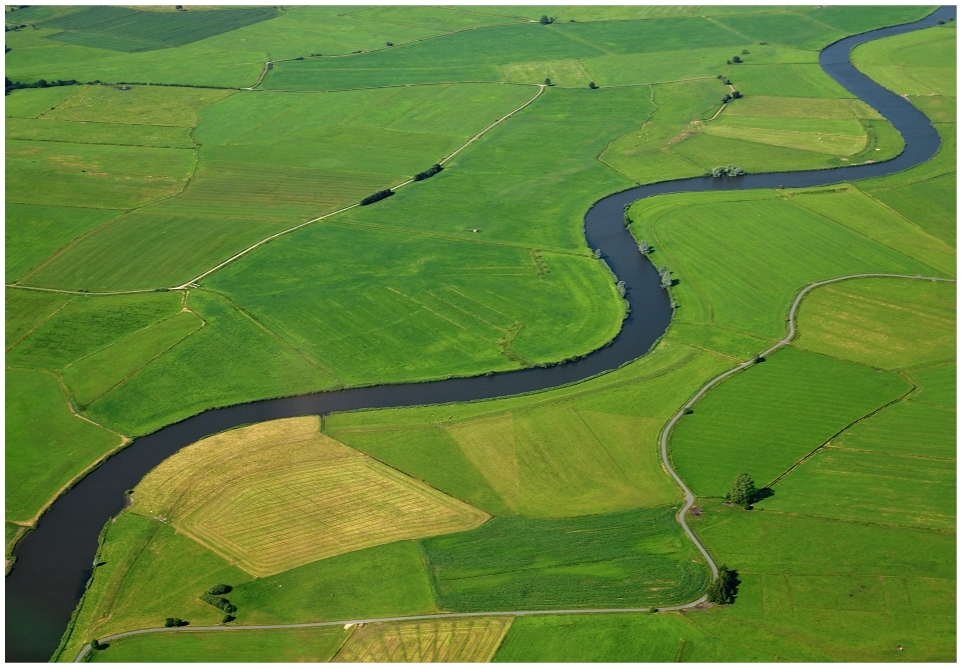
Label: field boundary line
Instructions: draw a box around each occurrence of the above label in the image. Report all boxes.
[657,272,956,586]
[170,85,545,290]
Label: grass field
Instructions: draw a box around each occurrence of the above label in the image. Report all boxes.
[133,417,488,576]
[754,277,955,532]
[333,617,512,662]
[669,346,911,496]
[422,506,709,611]
[686,500,955,662]
[327,337,731,517]
[5,368,122,524]
[229,540,436,625]
[82,291,338,436]
[627,186,951,346]
[91,627,349,663]
[42,6,279,52]
[56,511,252,663]
[494,612,775,662]
[794,278,955,369]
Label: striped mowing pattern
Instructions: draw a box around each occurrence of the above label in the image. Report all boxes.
[332,617,513,662]
[134,417,488,577]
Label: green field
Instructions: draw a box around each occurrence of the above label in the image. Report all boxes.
[422,506,709,611]
[5,368,122,523]
[682,500,955,662]
[670,346,911,496]
[91,627,349,663]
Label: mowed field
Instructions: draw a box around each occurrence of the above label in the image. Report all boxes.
[422,506,709,611]
[133,417,488,577]
[757,278,955,532]
[333,617,512,662]
[90,627,350,663]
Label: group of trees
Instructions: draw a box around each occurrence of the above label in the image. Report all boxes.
[721,90,743,104]
[360,189,395,206]
[710,164,745,178]
[164,617,188,627]
[6,77,79,95]
[539,14,555,24]
[413,163,443,181]
[200,584,237,623]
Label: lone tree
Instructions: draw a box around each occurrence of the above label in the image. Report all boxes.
[707,565,739,604]
[588,81,598,89]
[727,472,757,508]
[539,14,553,24]
[543,77,552,86]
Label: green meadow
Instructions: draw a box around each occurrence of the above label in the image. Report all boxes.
[90,627,349,663]
[422,506,709,611]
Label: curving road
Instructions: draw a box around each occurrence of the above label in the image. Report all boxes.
[6,6,955,663]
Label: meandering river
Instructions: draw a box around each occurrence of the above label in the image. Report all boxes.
[6,6,951,661]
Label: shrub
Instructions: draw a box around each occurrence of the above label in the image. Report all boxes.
[413,164,443,181]
[360,189,394,206]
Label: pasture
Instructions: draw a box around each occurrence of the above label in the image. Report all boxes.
[669,346,910,496]
[327,337,730,517]
[755,277,955,532]
[333,617,512,662]
[56,512,251,663]
[91,627,349,663]
[794,278,955,369]
[133,417,488,576]
[41,6,279,52]
[627,186,950,345]
[83,291,337,436]
[422,506,709,611]
[494,612,775,662]
[229,540,436,625]
[5,368,122,524]
[687,501,956,662]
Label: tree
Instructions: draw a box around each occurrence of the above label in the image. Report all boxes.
[90,639,106,651]
[658,265,672,289]
[728,472,756,508]
[165,618,187,627]
[539,14,553,24]
[207,584,232,595]
[588,81,598,89]
[616,280,626,297]
[706,565,739,604]
[543,77,551,86]
[592,248,602,259]
[385,41,393,46]
[732,55,742,63]
[638,240,651,255]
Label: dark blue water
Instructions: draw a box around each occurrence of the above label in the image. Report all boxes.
[6,6,952,661]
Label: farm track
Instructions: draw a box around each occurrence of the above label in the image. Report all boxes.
[5,7,954,663]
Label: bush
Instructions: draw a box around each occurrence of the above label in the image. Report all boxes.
[207,584,232,595]
[360,189,394,206]
[413,164,443,181]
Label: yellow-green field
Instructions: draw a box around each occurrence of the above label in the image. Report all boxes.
[133,417,488,576]
[794,277,956,370]
[333,617,513,662]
